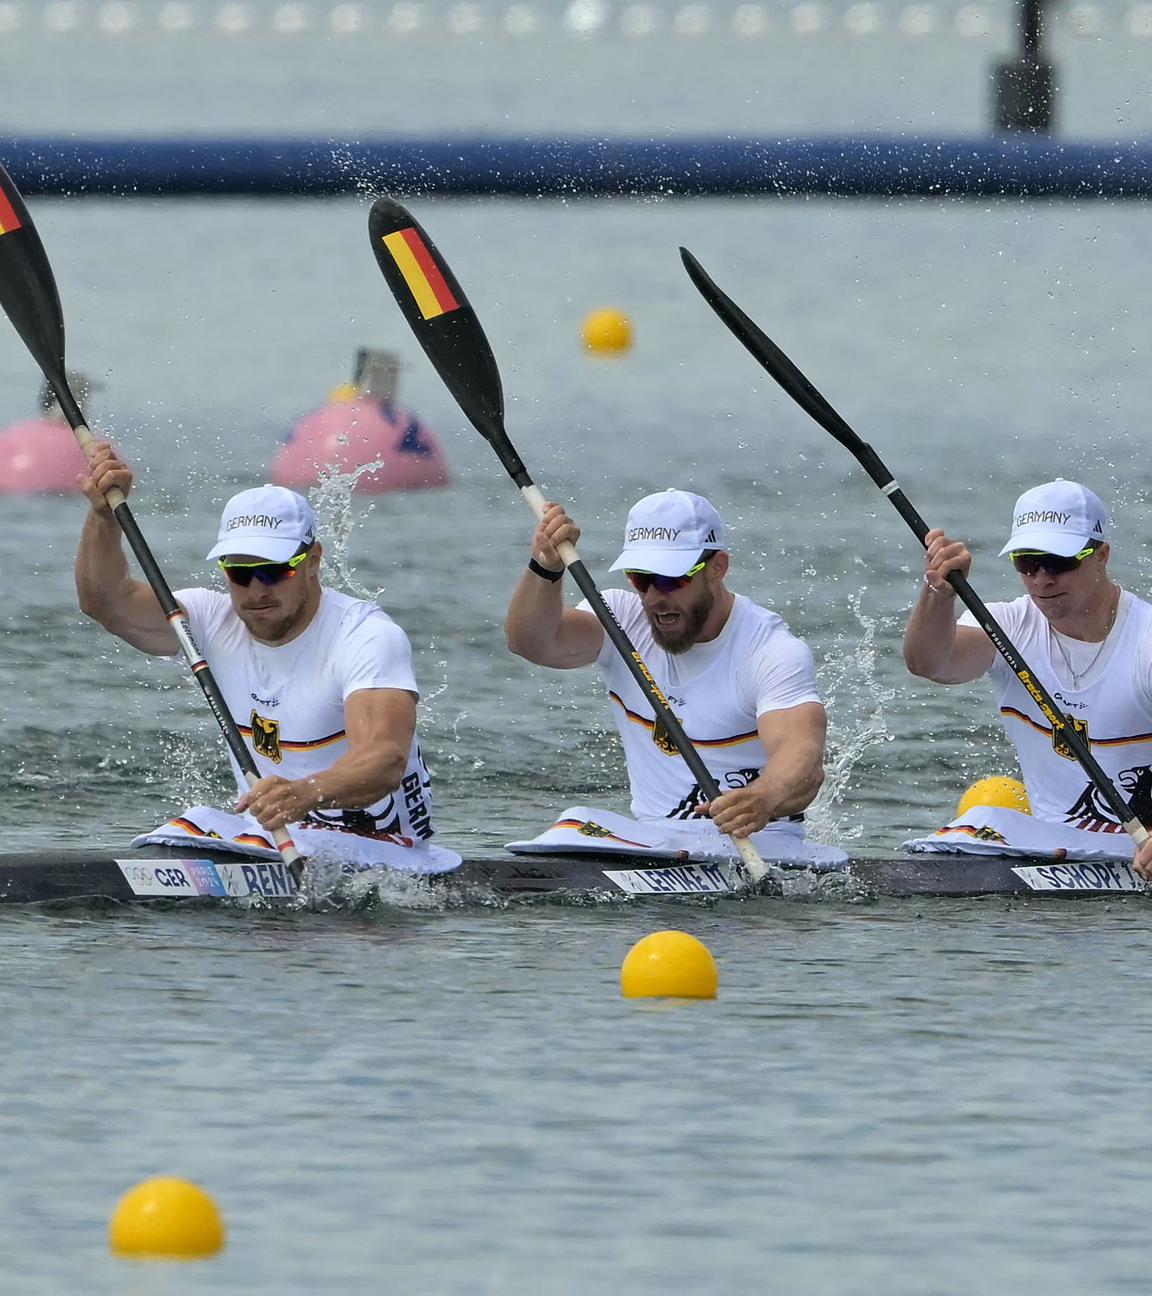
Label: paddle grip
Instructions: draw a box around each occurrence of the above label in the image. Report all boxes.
[69,420,129,510]
[241,770,304,878]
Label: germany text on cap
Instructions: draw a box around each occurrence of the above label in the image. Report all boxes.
[205,484,317,563]
[608,489,727,577]
[998,479,1109,559]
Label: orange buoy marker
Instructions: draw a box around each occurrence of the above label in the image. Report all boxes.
[109,1177,226,1260]
[621,930,718,999]
[956,776,1031,817]
[582,307,633,356]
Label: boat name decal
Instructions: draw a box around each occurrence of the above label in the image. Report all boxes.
[116,858,297,898]
[1013,861,1142,892]
[603,863,730,895]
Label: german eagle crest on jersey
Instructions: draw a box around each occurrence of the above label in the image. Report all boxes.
[1052,714,1089,762]
[250,711,283,763]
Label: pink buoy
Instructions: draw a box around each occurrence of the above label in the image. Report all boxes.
[0,372,99,494]
[272,348,449,494]
[0,418,90,493]
[273,398,449,493]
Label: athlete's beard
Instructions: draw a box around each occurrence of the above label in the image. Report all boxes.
[646,583,714,655]
[237,599,308,645]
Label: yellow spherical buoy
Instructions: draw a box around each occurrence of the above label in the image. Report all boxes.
[328,381,360,404]
[956,776,1031,818]
[109,1177,226,1260]
[621,930,718,999]
[582,307,633,357]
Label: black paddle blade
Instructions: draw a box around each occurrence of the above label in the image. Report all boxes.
[0,163,75,405]
[680,246,864,455]
[369,197,530,481]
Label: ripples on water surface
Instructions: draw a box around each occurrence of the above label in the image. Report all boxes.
[2,22,1152,1293]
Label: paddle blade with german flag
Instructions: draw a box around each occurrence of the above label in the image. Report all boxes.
[368,197,518,471]
[0,162,72,405]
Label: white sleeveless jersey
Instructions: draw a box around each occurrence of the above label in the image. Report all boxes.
[176,586,437,841]
[581,589,822,820]
[960,590,1152,831]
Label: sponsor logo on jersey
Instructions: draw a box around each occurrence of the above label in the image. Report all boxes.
[1053,693,1088,710]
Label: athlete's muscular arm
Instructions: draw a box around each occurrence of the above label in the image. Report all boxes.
[505,502,604,668]
[702,702,827,838]
[236,688,416,832]
[904,528,996,683]
[75,441,180,656]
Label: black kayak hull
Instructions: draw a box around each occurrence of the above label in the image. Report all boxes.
[0,846,1143,903]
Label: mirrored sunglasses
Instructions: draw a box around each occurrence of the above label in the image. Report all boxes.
[1010,544,1099,578]
[217,549,310,587]
[625,558,708,596]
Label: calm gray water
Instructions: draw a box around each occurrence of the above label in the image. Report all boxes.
[2,14,1152,1294]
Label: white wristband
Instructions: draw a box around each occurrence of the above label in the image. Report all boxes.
[924,573,955,598]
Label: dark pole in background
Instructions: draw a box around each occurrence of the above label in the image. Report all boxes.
[992,0,1057,131]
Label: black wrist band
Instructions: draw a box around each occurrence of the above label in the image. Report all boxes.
[528,557,564,582]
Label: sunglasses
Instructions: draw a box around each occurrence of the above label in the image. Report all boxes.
[217,550,310,587]
[624,558,708,595]
[1010,544,1099,578]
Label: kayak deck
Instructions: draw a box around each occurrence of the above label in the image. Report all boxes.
[0,847,1143,904]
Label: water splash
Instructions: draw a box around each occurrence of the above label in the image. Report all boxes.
[309,461,386,600]
[807,589,895,844]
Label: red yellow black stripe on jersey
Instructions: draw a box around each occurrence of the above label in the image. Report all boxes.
[237,724,347,753]
[1001,706,1152,747]
[608,691,757,748]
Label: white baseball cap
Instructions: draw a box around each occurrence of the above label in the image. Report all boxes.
[998,479,1109,558]
[608,489,727,577]
[205,484,317,563]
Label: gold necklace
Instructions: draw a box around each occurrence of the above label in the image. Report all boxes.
[1050,593,1119,689]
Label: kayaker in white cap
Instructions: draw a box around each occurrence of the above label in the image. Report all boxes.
[74,440,457,874]
[503,488,841,868]
[903,478,1152,876]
